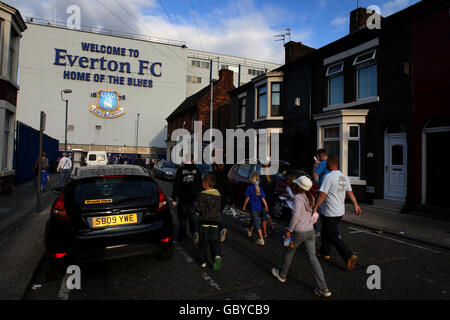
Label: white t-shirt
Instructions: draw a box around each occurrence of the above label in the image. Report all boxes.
[319,170,352,217]
[58,156,72,170]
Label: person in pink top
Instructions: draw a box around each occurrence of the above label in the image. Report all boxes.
[271,175,331,298]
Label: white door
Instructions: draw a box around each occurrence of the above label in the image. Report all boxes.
[384,133,407,201]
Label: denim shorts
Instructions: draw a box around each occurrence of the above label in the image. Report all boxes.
[251,210,267,230]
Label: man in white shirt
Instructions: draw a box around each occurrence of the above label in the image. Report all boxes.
[57,153,72,187]
[313,155,362,271]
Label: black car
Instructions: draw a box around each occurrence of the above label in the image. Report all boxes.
[45,165,174,272]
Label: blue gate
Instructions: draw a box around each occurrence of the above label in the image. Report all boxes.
[14,121,59,185]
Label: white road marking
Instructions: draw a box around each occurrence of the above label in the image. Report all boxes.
[201,272,221,291]
[57,273,71,300]
[347,227,441,254]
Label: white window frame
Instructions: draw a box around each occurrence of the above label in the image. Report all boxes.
[252,72,284,122]
[313,109,369,185]
[353,49,376,66]
[356,59,377,101]
[326,62,344,77]
[347,124,361,178]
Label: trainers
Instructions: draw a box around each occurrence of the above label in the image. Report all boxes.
[201,262,207,268]
[314,288,332,298]
[245,228,252,238]
[271,268,286,283]
[255,239,265,246]
[316,251,331,260]
[220,228,227,242]
[193,232,199,244]
[346,254,358,271]
[213,256,222,271]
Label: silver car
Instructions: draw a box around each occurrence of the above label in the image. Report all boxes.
[152,161,179,180]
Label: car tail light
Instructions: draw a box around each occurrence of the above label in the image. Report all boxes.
[161,236,172,243]
[49,252,67,258]
[157,186,167,212]
[52,192,69,221]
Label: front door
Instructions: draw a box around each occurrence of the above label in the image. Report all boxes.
[384,133,407,201]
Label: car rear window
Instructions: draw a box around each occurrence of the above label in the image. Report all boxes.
[71,176,158,205]
[163,162,177,168]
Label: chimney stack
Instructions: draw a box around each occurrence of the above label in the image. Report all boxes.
[284,41,316,64]
[349,7,373,34]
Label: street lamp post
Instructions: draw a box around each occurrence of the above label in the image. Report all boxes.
[60,89,72,152]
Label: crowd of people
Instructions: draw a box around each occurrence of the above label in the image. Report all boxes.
[39,147,361,298]
[170,149,363,298]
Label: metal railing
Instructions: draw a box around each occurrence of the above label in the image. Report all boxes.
[24,17,187,48]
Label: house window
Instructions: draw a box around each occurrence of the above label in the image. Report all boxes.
[326,62,344,106]
[239,97,247,124]
[248,69,264,76]
[186,75,202,84]
[257,84,268,118]
[357,63,377,99]
[354,50,377,99]
[348,125,360,177]
[192,60,210,69]
[271,83,281,116]
[7,28,19,81]
[323,126,340,160]
[2,112,11,169]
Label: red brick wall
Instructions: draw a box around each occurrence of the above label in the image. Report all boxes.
[169,69,235,139]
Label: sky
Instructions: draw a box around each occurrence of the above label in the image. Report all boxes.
[7,0,421,64]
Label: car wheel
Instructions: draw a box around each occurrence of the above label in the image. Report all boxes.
[272,200,284,219]
[157,244,174,261]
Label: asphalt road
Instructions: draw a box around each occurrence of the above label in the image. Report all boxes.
[24,177,450,300]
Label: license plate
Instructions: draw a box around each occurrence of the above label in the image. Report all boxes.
[91,213,138,228]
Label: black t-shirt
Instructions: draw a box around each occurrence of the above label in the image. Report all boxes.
[172,163,203,203]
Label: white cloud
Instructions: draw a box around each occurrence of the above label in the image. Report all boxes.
[381,0,410,16]
[8,0,309,64]
[331,16,348,26]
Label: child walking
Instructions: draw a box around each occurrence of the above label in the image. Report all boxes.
[243,173,269,245]
[195,174,223,271]
[271,175,332,298]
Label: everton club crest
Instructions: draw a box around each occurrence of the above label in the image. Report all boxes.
[90,90,126,119]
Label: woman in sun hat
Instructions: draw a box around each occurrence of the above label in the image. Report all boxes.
[271,175,332,298]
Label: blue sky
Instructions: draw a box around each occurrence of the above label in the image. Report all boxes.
[8,0,421,64]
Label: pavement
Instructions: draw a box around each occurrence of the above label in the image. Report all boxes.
[342,203,450,250]
[0,174,59,300]
[0,174,449,299]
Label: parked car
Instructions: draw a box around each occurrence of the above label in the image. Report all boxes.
[195,163,214,177]
[152,161,179,180]
[86,151,108,166]
[227,160,314,219]
[45,165,173,274]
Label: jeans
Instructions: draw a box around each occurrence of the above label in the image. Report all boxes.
[177,202,199,241]
[60,169,71,187]
[319,216,353,262]
[279,230,328,292]
[199,225,221,263]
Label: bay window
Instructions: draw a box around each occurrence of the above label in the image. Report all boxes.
[271,83,281,116]
[257,84,267,118]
